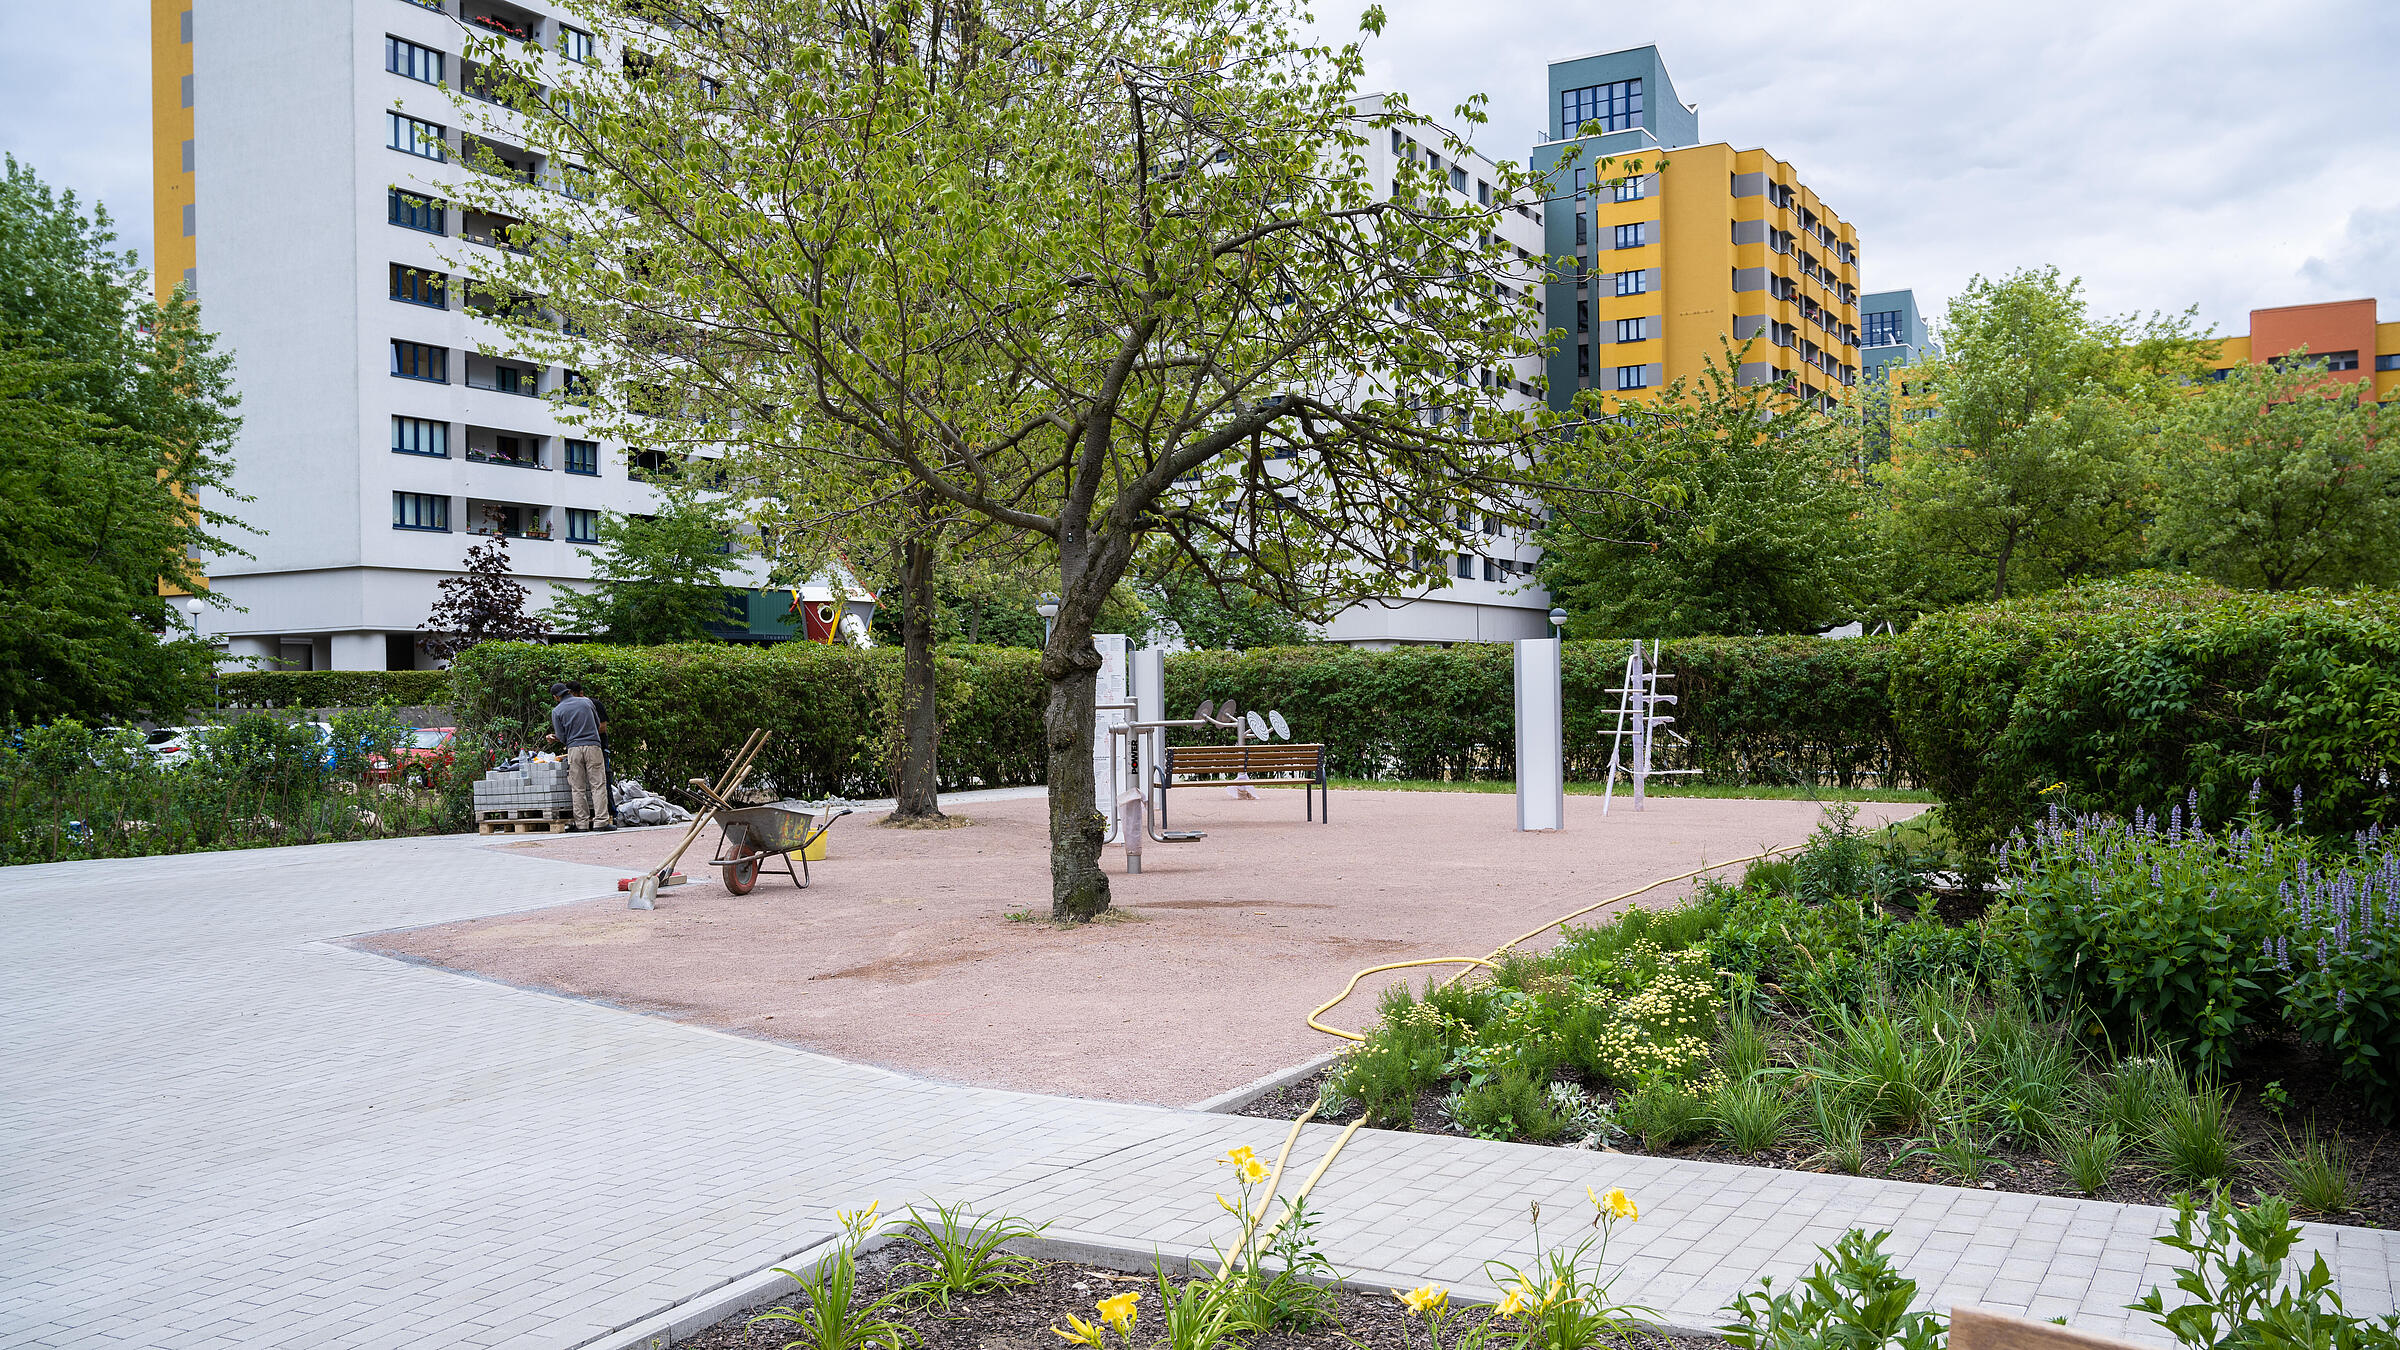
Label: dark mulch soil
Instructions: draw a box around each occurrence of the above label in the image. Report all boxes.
[683,1246,1727,1350]
[1239,1046,2395,1232]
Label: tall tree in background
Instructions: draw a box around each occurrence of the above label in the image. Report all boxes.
[546,466,741,644]
[1537,352,1883,637]
[1880,268,2211,602]
[447,0,1605,919]
[2150,355,2400,591]
[0,157,247,723]
[420,538,551,661]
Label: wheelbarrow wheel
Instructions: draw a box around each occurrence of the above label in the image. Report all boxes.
[721,842,762,895]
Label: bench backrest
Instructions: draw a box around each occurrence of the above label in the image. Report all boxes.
[1164,744,1324,777]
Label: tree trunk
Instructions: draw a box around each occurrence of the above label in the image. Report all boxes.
[1042,639,1110,920]
[1991,526,2016,601]
[887,534,946,824]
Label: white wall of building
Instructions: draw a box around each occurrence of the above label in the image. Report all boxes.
[186,0,766,670]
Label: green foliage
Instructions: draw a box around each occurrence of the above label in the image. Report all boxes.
[2151,355,2400,592]
[2148,1080,2242,1185]
[1719,1229,1945,1350]
[1539,354,1885,638]
[1880,267,2213,605]
[1215,1198,1338,1335]
[2057,1128,2124,1197]
[216,670,451,712]
[448,640,1046,800]
[752,1211,919,1350]
[888,1202,1046,1307]
[0,156,247,724]
[544,471,741,645]
[1447,1070,1567,1143]
[1889,576,2400,854]
[2131,1191,2400,1350]
[1481,1201,1655,1350]
[1710,1077,1792,1153]
[1617,1075,1711,1149]
[2271,1122,2358,1217]
[0,712,465,864]
[1165,636,1912,788]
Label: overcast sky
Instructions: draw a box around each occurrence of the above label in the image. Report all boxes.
[3,0,2393,339]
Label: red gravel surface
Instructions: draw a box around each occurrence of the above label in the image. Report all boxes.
[363,791,1922,1105]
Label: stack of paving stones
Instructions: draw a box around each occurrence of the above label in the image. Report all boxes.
[472,758,575,833]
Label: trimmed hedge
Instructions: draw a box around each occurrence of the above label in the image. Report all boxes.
[213,669,452,712]
[1165,637,1910,787]
[1889,575,2400,853]
[448,641,1046,800]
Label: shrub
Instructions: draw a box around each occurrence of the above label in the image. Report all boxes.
[1162,637,1911,787]
[2271,1122,2357,1217]
[1891,575,2400,856]
[2132,1192,2400,1350]
[2058,1128,2123,1197]
[1448,1070,1566,1142]
[1720,1229,1944,1350]
[1618,1075,1711,1148]
[2148,1080,2241,1185]
[448,640,1046,801]
[1711,1077,1791,1153]
[215,669,451,713]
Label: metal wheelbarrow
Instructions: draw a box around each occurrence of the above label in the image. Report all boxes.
[707,803,851,894]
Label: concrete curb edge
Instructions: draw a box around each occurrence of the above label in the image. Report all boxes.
[1187,1049,1345,1114]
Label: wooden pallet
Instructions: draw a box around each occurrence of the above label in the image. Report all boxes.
[477,808,574,835]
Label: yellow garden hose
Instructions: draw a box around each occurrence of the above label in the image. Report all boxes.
[1304,846,1800,1042]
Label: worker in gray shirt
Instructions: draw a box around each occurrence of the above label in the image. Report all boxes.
[545,682,614,832]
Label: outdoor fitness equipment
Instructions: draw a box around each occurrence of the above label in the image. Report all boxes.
[1102,656,1302,872]
[1599,640,1701,812]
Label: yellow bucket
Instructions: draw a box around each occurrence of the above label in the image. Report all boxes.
[798,818,829,861]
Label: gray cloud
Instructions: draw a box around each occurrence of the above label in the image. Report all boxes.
[3,0,2393,338]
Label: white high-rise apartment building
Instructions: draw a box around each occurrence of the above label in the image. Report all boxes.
[1314,98,1555,649]
[154,0,774,672]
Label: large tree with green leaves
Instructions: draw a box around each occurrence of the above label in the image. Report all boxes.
[1537,353,1884,637]
[443,0,1603,917]
[1879,268,2212,602]
[2149,355,2400,591]
[0,157,246,724]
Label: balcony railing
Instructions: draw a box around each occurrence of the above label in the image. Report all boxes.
[466,449,549,469]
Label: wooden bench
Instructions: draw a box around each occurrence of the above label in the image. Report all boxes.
[1155,744,1329,827]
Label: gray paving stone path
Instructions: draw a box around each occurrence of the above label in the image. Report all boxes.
[3,830,2393,1350]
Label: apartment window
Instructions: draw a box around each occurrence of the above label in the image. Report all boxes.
[1477,179,1491,205]
[1390,129,1404,154]
[1612,222,1646,250]
[565,508,599,543]
[387,111,447,160]
[1613,177,1642,203]
[390,339,447,382]
[391,415,448,457]
[393,491,449,531]
[1576,299,1589,332]
[1615,317,1647,343]
[181,138,193,172]
[1614,270,1648,297]
[487,363,539,396]
[1617,365,1650,391]
[564,438,599,475]
[1577,344,1591,378]
[181,74,192,108]
[2321,350,2361,372]
[1456,553,1475,580]
[1482,557,1499,583]
[1574,212,1587,247]
[557,24,595,64]
[388,188,444,234]
[386,36,444,85]
[1559,78,1642,136]
[180,8,191,40]
[181,204,194,237]
[1862,310,1903,347]
[389,263,446,308]
[1449,166,1468,194]
[2378,354,2400,372]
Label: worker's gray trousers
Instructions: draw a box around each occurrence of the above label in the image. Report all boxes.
[565,744,607,829]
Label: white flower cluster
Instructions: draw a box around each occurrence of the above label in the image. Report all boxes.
[1590,949,1723,1087]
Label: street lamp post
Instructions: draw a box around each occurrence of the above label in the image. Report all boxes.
[1036,594,1060,646]
[1548,607,1568,641]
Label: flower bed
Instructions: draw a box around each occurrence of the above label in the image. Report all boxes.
[1248,805,2397,1230]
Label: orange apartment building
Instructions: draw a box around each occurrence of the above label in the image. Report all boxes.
[2209,298,2399,400]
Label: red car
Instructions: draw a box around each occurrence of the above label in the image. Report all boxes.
[369,727,457,785]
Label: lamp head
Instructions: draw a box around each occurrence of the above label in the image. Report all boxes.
[1548,606,1567,630]
[1035,593,1060,619]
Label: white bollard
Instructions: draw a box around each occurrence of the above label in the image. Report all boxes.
[1514,636,1566,831]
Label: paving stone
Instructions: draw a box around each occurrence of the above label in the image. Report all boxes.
[6,835,2398,1350]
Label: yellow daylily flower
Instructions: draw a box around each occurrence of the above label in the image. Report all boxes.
[836,1200,882,1234]
[1601,1188,1638,1222]
[1498,1279,1537,1319]
[1226,1145,1258,1167]
[1397,1285,1448,1316]
[1237,1157,1269,1184]
[1096,1291,1140,1331]
[1052,1314,1106,1349]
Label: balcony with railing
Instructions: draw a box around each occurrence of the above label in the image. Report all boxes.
[465,498,550,541]
[462,351,545,399]
[461,0,544,45]
[461,133,543,187]
[463,425,550,470]
[460,207,529,253]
